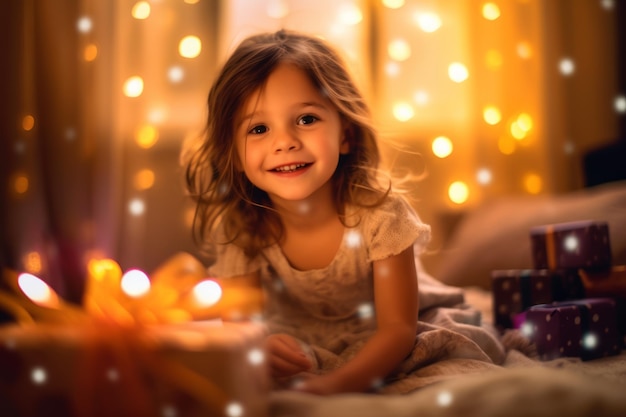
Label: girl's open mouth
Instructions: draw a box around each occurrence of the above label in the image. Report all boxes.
[272,163,309,173]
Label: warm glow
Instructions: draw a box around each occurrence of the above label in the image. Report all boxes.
[84,44,98,61]
[413,90,429,106]
[559,58,575,76]
[392,102,414,121]
[184,0,200,3]
[23,251,43,274]
[614,95,626,113]
[131,1,151,20]
[448,62,469,83]
[482,3,501,21]
[510,121,527,140]
[337,4,363,25]
[123,76,144,98]
[498,136,516,155]
[168,66,184,83]
[266,0,289,18]
[129,198,146,216]
[134,169,155,190]
[18,273,59,307]
[193,280,223,307]
[88,258,122,282]
[382,0,405,9]
[432,136,453,158]
[523,173,543,194]
[516,113,533,132]
[135,125,159,148]
[476,168,493,185]
[121,269,151,298]
[485,49,503,69]
[415,12,442,33]
[516,42,533,59]
[13,174,29,194]
[179,36,202,58]
[77,16,93,33]
[448,181,469,204]
[22,115,35,131]
[385,62,401,77]
[510,113,532,140]
[388,39,411,61]
[483,106,502,125]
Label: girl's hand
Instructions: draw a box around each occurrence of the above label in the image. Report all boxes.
[264,333,312,378]
[291,373,344,396]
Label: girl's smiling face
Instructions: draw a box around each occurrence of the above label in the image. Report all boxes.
[236,63,349,205]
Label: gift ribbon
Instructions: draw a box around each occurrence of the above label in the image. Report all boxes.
[545,225,557,270]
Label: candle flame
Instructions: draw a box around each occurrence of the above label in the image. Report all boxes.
[17,273,59,307]
[193,279,222,307]
[121,269,151,298]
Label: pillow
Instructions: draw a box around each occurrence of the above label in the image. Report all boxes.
[433,181,626,289]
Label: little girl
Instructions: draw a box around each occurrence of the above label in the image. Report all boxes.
[183,29,431,395]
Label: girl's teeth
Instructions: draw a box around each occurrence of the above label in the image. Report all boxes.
[276,164,305,172]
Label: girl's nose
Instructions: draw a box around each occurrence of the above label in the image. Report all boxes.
[273,130,300,153]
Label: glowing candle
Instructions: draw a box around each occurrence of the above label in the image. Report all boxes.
[17,273,59,308]
[193,280,223,307]
[121,269,151,298]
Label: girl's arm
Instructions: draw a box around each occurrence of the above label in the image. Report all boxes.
[296,245,419,395]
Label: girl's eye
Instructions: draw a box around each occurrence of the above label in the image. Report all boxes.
[298,115,318,125]
[248,125,268,135]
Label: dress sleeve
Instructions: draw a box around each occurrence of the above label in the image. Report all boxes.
[362,195,431,262]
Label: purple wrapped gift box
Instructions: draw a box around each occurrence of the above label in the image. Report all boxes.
[530,220,612,270]
[521,298,622,361]
[492,269,585,330]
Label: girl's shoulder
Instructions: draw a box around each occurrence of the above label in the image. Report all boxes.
[354,194,431,261]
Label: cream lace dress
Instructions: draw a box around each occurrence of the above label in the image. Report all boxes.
[208,195,431,360]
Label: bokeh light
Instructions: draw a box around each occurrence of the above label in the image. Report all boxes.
[179,36,202,58]
[482,3,501,21]
[131,1,151,20]
[129,198,146,216]
[559,58,575,76]
[135,125,159,148]
[123,76,144,98]
[523,173,543,194]
[134,169,155,190]
[84,44,98,61]
[388,39,411,61]
[448,62,469,83]
[120,269,151,298]
[448,181,469,204]
[193,279,222,307]
[392,102,414,121]
[22,115,35,131]
[432,136,453,158]
[382,0,405,9]
[415,12,442,33]
[483,106,502,125]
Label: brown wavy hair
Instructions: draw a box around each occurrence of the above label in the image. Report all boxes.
[183,29,390,258]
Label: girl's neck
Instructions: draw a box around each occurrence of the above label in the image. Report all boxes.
[270,181,339,231]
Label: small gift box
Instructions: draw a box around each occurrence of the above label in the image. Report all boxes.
[520,298,622,361]
[529,220,612,270]
[579,265,626,337]
[491,269,585,330]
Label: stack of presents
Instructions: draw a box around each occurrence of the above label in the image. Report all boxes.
[492,220,625,361]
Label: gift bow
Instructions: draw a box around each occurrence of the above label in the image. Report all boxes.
[0,252,266,417]
[1,252,264,327]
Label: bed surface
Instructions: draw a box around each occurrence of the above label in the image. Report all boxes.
[269,286,626,417]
